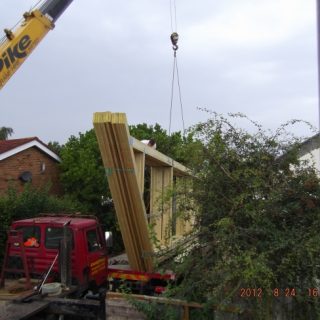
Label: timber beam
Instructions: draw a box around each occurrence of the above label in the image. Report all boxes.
[131,137,191,177]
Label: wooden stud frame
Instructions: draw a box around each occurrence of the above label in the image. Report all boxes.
[93,112,192,272]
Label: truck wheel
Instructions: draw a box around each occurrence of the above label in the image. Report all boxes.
[83,269,98,293]
[83,268,90,286]
[89,279,98,293]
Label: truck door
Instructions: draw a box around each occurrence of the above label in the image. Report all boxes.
[85,228,107,285]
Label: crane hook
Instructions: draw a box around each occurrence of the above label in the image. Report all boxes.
[170,32,179,51]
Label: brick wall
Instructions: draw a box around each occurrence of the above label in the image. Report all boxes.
[0,147,62,195]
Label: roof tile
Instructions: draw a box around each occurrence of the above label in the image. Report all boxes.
[0,137,46,154]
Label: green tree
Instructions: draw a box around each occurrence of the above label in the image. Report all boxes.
[166,111,320,319]
[0,127,13,140]
[0,184,85,263]
[47,141,63,155]
[59,129,109,210]
[59,125,193,207]
[59,129,123,252]
[129,123,190,164]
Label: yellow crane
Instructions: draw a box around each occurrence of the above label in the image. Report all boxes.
[0,0,73,90]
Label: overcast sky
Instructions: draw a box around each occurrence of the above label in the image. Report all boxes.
[0,0,318,144]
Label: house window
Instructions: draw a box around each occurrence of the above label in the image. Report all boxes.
[40,162,46,173]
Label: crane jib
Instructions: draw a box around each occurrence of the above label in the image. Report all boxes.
[0,0,73,90]
[0,35,32,73]
[40,0,74,23]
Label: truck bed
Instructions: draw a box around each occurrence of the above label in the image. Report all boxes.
[108,253,131,270]
[0,278,37,300]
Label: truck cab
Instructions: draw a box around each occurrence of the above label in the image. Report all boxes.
[8,215,108,288]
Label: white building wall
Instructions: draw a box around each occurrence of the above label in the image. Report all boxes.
[299,148,320,172]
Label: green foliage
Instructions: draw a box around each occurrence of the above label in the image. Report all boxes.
[129,122,180,159]
[58,124,196,255]
[59,129,123,253]
[128,298,181,320]
[59,129,109,210]
[47,141,63,155]
[0,184,85,263]
[129,123,200,165]
[0,126,13,140]
[0,184,85,220]
[166,111,320,318]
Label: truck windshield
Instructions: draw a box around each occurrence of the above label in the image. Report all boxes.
[45,227,73,249]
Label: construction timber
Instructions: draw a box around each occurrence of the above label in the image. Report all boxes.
[93,112,194,273]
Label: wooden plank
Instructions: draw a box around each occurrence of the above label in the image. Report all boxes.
[93,112,153,272]
[106,298,146,319]
[46,297,101,318]
[94,113,138,269]
[107,292,246,315]
[134,151,145,196]
[162,167,173,245]
[111,113,153,269]
[150,167,163,243]
[0,300,50,320]
[131,137,191,177]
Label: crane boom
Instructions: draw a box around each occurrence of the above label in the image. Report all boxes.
[0,0,73,90]
[39,0,73,23]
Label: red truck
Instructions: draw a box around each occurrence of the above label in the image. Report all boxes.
[1,214,172,295]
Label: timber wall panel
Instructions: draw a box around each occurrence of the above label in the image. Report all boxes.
[94,111,194,269]
[93,112,153,272]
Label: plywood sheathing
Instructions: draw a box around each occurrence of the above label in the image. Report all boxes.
[93,112,153,272]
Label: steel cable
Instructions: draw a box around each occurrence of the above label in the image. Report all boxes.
[168,0,185,137]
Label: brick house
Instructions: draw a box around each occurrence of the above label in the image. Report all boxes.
[0,137,62,195]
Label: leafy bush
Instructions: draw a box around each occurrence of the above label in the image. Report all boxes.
[0,184,85,263]
[164,111,320,319]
